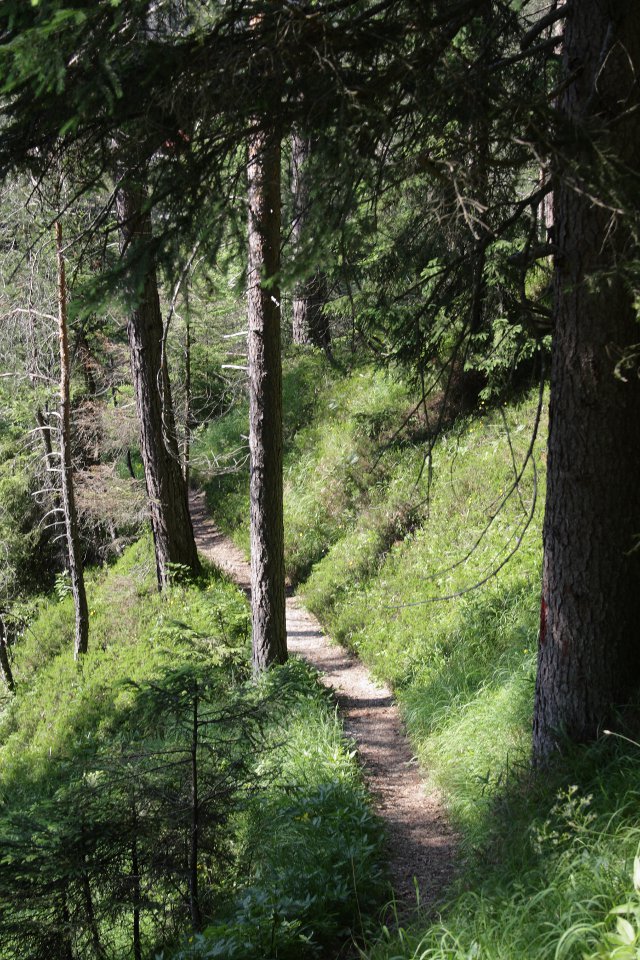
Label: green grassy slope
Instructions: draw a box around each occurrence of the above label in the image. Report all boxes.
[194,350,640,960]
[0,537,385,960]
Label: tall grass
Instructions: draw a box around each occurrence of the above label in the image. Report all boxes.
[194,350,640,960]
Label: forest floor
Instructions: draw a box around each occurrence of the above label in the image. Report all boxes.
[190,491,458,918]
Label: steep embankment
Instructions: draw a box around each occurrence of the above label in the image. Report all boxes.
[194,355,546,840]
[194,353,640,960]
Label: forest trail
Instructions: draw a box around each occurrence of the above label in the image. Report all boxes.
[190,491,457,916]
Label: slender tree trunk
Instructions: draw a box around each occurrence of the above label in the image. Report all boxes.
[248,126,287,672]
[189,683,202,931]
[131,799,142,960]
[539,1,565,243]
[126,448,136,481]
[60,886,73,960]
[81,862,103,959]
[35,406,65,546]
[116,184,200,589]
[533,2,640,762]
[0,618,15,693]
[182,313,191,488]
[291,129,330,350]
[56,222,89,660]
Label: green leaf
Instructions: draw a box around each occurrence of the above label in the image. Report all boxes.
[634,855,640,893]
[609,903,639,915]
[616,917,636,946]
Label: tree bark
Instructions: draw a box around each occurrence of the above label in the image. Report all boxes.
[291,129,331,350]
[130,798,141,960]
[533,2,640,762]
[35,404,64,541]
[189,683,202,932]
[182,313,191,488]
[0,619,15,694]
[56,222,89,661]
[116,183,200,590]
[247,126,287,672]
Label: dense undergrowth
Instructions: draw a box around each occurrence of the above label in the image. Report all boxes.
[194,348,640,960]
[0,536,385,960]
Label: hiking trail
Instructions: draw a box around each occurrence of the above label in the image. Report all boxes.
[190,491,457,916]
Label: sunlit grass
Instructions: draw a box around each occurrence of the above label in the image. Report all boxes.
[190,351,640,960]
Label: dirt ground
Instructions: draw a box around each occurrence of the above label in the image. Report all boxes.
[190,492,457,918]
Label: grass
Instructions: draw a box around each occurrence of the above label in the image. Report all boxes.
[194,348,640,960]
[0,535,386,960]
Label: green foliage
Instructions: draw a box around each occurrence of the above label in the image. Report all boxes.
[298,384,544,840]
[197,353,640,960]
[583,856,640,960]
[0,388,58,600]
[167,661,385,959]
[361,744,640,960]
[197,355,545,840]
[0,539,384,960]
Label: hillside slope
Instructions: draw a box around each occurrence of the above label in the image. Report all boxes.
[0,537,385,960]
[195,351,640,960]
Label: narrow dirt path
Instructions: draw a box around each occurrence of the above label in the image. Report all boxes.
[190,492,457,916]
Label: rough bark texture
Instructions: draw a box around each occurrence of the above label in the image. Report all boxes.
[116,185,199,590]
[56,222,89,661]
[533,2,640,761]
[291,129,330,349]
[247,128,287,672]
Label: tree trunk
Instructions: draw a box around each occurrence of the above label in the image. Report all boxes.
[81,856,104,959]
[131,799,141,960]
[56,222,89,661]
[182,313,191,488]
[291,129,331,350]
[247,126,287,672]
[116,184,200,590]
[189,682,202,932]
[35,404,64,542]
[0,619,15,694]
[533,2,640,762]
[60,885,73,960]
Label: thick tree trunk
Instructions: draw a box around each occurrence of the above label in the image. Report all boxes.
[533,2,640,761]
[116,184,200,590]
[247,127,287,672]
[56,222,89,660]
[291,129,330,350]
